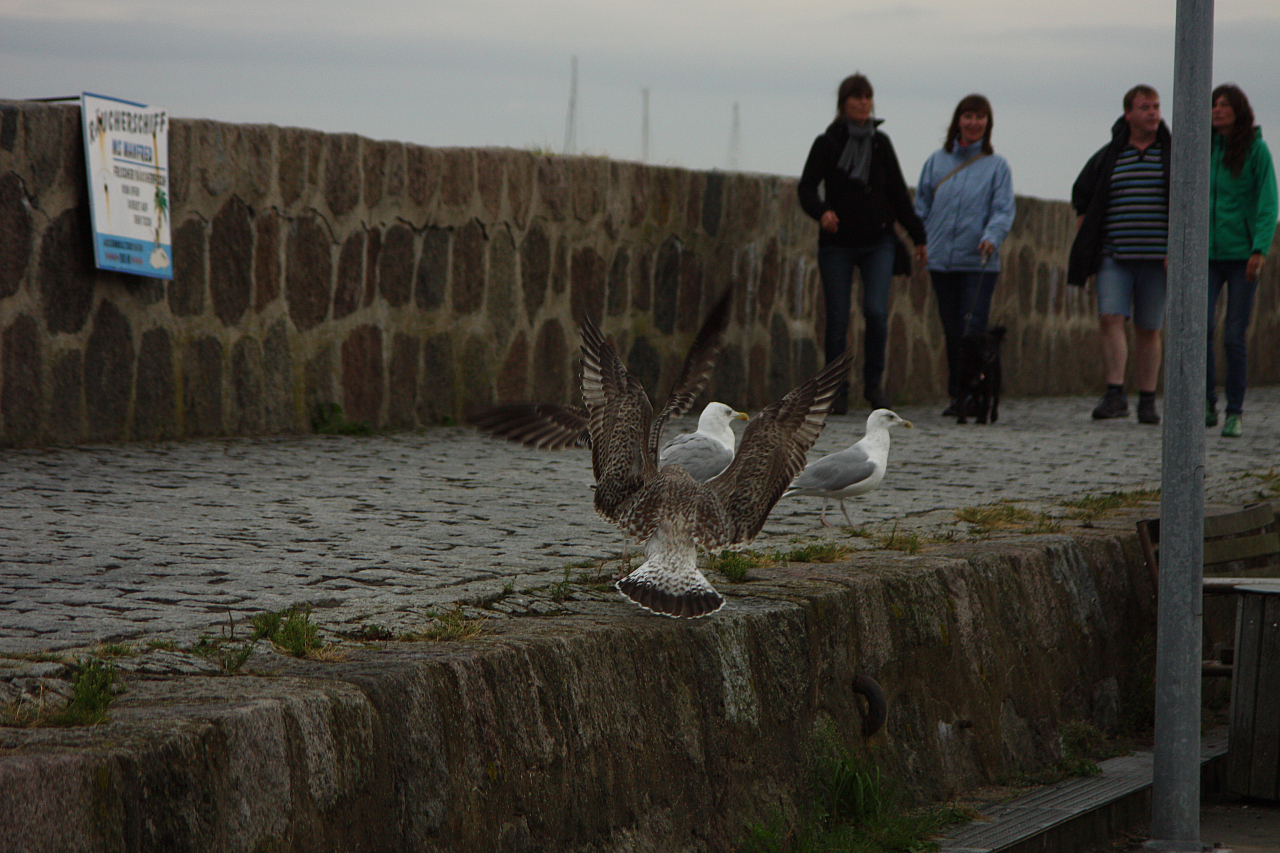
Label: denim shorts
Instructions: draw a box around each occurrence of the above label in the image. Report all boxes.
[1095,256,1167,330]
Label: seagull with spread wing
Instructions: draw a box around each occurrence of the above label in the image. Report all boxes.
[469,289,748,483]
[580,311,852,618]
[470,399,748,483]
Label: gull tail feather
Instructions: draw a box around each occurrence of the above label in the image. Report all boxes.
[616,566,725,618]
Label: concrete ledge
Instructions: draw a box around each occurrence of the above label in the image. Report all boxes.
[0,526,1156,852]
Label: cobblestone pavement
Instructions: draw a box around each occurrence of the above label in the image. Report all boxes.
[4,389,1279,655]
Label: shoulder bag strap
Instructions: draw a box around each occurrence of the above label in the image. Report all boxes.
[935,151,990,191]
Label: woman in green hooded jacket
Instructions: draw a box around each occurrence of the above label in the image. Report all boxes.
[1206,84,1278,438]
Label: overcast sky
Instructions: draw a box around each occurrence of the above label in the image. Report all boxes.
[4,1,1278,203]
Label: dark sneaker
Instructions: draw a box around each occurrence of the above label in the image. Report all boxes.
[1092,391,1129,419]
[1222,413,1242,438]
[942,398,960,417]
[865,387,890,410]
[1206,401,1219,427]
[1137,396,1160,424]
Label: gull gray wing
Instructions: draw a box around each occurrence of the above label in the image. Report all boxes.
[791,447,878,492]
[659,433,734,482]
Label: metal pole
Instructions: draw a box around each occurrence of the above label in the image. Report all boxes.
[1147,0,1212,849]
[563,56,578,155]
[641,88,650,163]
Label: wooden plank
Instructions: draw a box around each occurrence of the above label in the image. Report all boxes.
[1204,578,1280,594]
[1203,531,1280,568]
[1228,593,1264,793]
[1204,503,1276,538]
[1248,593,1280,800]
[1136,519,1160,586]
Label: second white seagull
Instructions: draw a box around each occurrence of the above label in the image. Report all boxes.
[658,402,750,482]
[783,408,913,527]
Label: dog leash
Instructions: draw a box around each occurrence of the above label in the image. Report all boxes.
[961,247,993,331]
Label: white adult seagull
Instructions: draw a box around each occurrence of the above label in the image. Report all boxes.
[782,408,912,527]
[657,402,749,481]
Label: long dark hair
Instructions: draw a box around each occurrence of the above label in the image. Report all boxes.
[1213,83,1257,176]
[944,94,993,154]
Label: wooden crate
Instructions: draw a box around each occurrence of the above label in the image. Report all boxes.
[1227,584,1280,800]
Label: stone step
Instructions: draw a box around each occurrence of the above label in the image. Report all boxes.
[939,730,1230,853]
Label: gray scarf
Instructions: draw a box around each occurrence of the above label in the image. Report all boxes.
[836,121,875,184]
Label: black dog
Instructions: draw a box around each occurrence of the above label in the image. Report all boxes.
[956,325,1006,424]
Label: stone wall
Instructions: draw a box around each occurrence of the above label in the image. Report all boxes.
[0,525,1156,852]
[2,99,1277,446]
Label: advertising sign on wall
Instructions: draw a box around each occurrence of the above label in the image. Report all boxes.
[81,92,173,279]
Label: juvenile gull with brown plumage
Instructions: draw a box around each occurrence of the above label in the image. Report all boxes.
[471,399,748,483]
[580,312,852,618]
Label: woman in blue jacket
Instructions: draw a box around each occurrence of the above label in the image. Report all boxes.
[1206,83,1278,438]
[914,94,1016,416]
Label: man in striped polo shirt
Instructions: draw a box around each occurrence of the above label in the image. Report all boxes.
[1067,85,1172,424]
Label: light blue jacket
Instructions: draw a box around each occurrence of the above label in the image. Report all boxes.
[914,141,1016,272]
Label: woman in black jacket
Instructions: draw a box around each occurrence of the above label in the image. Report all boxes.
[799,73,927,413]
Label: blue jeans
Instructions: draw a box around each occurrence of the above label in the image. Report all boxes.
[1095,256,1167,330]
[1207,260,1257,415]
[818,236,896,393]
[929,269,999,399]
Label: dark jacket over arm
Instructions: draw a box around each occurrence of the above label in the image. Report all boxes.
[1067,116,1172,285]
[798,120,926,273]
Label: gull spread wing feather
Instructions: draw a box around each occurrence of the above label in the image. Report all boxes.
[579,311,657,522]
[469,403,590,449]
[646,287,733,461]
[472,287,732,460]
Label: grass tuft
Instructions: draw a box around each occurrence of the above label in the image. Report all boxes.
[738,721,970,852]
[1,659,120,728]
[709,549,772,583]
[778,543,850,563]
[93,642,134,659]
[251,606,322,657]
[956,501,1045,534]
[878,525,921,554]
[548,566,574,602]
[1062,488,1160,523]
[407,605,485,642]
[51,660,119,726]
[189,634,256,672]
[997,720,1125,787]
[311,402,373,436]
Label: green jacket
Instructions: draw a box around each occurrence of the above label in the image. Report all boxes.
[1210,128,1279,260]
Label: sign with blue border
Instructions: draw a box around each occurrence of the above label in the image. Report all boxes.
[81,93,173,279]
